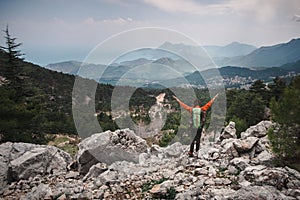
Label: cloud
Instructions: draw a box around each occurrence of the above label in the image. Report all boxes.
[142,0,258,15]
[143,0,204,14]
[142,0,300,22]
[105,17,133,24]
[292,14,300,22]
[84,17,134,25]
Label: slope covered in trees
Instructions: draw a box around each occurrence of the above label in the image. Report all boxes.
[0,48,117,143]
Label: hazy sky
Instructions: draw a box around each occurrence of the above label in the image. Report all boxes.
[1,0,300,65]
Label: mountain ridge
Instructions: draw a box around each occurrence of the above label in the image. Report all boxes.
[45,58,300,88]
[43,38,300,88]
[204,41,257,57]
[220,38,300,67]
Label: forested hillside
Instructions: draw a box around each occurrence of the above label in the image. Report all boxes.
[0,50,113,143]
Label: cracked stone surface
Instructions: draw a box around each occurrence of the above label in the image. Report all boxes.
[1,121,300,200]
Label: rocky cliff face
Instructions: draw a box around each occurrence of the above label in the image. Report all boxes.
[0,121,299,199]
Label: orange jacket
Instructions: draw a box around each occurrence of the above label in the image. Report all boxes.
[175,97,215,113]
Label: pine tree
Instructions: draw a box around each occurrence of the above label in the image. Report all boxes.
[0,25,26,101]
[269,75,300,170]
[0,24,24,62]
[268,77,286,101]
[250,79,270,104]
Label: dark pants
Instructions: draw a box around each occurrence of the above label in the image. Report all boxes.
[189,125,203,153]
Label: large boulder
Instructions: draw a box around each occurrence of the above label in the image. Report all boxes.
[221,138,239,158]
[0,142,13,191]
[77,129,148,174]
[241,120,274,139]
[256,150,274,165]
[233,137,259,153]
[229,185,292,200]
[164,142,185,158]
[0,142,72,192]
[241,166,300,191]
[20,183,52,200]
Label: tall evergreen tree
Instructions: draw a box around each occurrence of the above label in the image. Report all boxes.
[0,24,24,63]
[226,90,266,136]
[268,77,286,101]
[269,75,300,169]
[250,79,270,104]
[0,25,25,101]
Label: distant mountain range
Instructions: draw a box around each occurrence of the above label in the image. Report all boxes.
[141,60,299,89]
[46,60,86,74]
[159,38,300,68]
[216,38,300,67]
[182,60,300,88]
[203,42,257,57]
[45,38,300,88]
[45,59,300,89]
[45,57,196,86]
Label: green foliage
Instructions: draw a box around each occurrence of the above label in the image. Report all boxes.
[268,77,286,101]
[0,86,46,144]
[160,187,177,199]
[98,112,118,132]
[129,88,156,111]
[0,25,24,62]
[0,48,115,143]
[269,76,300,170]
[250,79,272,105]
[162,112,180,131]
[227,90,266,127]
[268,125,300,170]
[142,177,168,192]
[159,132,175,147]
[270,87,300,125]
[49,135,79,157]
[60,143,78,157]
[142,177,176,199]
[226,89,239,109]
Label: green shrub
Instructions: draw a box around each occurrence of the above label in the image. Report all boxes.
[161,187,177,199]
[142,177,168,192]
[268,125,300,170]
[269,76,300,171]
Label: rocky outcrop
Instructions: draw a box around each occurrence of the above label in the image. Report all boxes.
[228,185,294,200]
[19,183,52,200]
[0,142,12,191]
[0,142,72,193]
[76,128,148,174]
[1,121,300,200]
[241,120,274,139]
